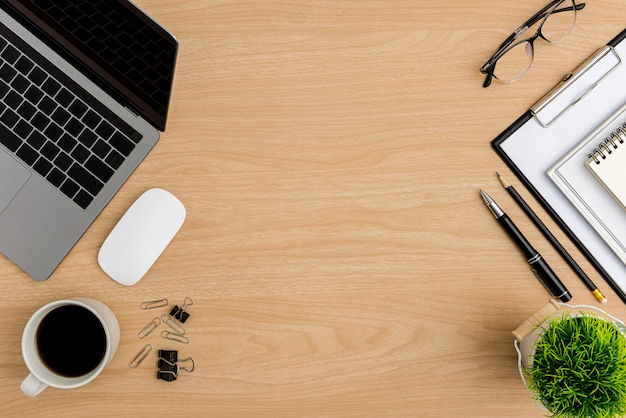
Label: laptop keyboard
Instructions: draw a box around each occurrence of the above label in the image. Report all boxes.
[0,25,143,209]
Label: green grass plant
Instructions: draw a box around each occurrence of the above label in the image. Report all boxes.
[527,311,626,418]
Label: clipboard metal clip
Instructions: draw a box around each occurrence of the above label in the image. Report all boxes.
[532,46,622,127]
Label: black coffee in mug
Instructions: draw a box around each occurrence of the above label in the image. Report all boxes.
[36,305,107,378]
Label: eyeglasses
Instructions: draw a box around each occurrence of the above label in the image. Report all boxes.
[480,0,585,88]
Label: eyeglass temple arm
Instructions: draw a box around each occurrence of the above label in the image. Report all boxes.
[519,1,586,41]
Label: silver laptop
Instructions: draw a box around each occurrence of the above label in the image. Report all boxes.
[0,0,178,281]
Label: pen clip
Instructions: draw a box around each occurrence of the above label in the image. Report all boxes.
[530,267,552,294]
[530,266,569,302]
[530,267,541,280]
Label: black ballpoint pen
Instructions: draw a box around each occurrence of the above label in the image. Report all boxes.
[480,190,572,302]
[497,172,607,304]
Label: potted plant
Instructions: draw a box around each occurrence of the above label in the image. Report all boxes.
[514,300,626,418]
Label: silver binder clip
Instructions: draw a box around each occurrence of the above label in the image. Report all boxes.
[140,298,169,310]
[138,317,161,339]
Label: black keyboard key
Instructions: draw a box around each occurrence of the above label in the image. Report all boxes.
[78,129,97,147]
[105,150,124,169]
[41,141,60,160]
[73,190,93,209]
[82,109,101,129]
[109,132,135,156]
[0,122,21,151]
[68,163,104,196]
[27,131,47,150]
[66,117,84,137]
[71,144,89,163]
[15,56,34,75]
[60,178,79,199]
[46,167,65,187]
[41,78,61,96]
[54,151,72,171]
[31,111,49,131]
[118,122,142,143]
[25,86,44,105]
[16,143,38,165]
[38,96,57,114]
[85,155,113,182]
[92,139,111,158]
[95,121,114,139]
[14,120,33,139]
[1,45,19,64]
[58,134,77,152]
[17,101,36,120]
[27,67,46,86]
[45,123,63,142]
[11,74,29,94]
[5,90,22,108]
[51,107,71,126]
[0,63,16,83]
[0,108,19,128]
[68,100,87,118]
[33,157,52,176]
[55,88,73,107]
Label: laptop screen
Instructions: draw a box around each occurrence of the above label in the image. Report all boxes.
[4,0,177,131]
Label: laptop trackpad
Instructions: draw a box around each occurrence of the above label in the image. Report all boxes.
[0,149,31,214]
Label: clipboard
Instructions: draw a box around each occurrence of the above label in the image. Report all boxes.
[492,28,626,303]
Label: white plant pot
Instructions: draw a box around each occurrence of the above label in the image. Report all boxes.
[513,300,626,414]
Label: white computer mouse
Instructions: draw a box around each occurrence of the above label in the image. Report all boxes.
[98,188,186,286]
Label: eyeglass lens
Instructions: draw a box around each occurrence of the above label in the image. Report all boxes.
[493,0,577,83]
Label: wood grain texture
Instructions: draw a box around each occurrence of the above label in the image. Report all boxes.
[2,1,626,416]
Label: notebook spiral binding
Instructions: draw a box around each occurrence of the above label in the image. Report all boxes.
[588,123,626,164]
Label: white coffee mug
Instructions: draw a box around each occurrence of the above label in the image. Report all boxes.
[20,297,120,397]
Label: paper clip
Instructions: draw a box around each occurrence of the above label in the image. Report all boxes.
[157,350,195,382]
[140,299,169,310]
[130,344,153,368]
[138,317,161,339]
[161,330,189,344]
[161,314,186,335]
[170,297,194,323]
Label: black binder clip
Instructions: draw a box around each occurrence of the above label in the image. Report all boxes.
[157,350,195,382]
[169,297,194,323]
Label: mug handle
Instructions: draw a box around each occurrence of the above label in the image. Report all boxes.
[21,373,48,397]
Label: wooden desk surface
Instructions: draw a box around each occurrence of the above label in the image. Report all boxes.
[4,1,626,416]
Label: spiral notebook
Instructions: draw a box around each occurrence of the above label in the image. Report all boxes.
[585,125,626,211]
[548,103,626,267]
